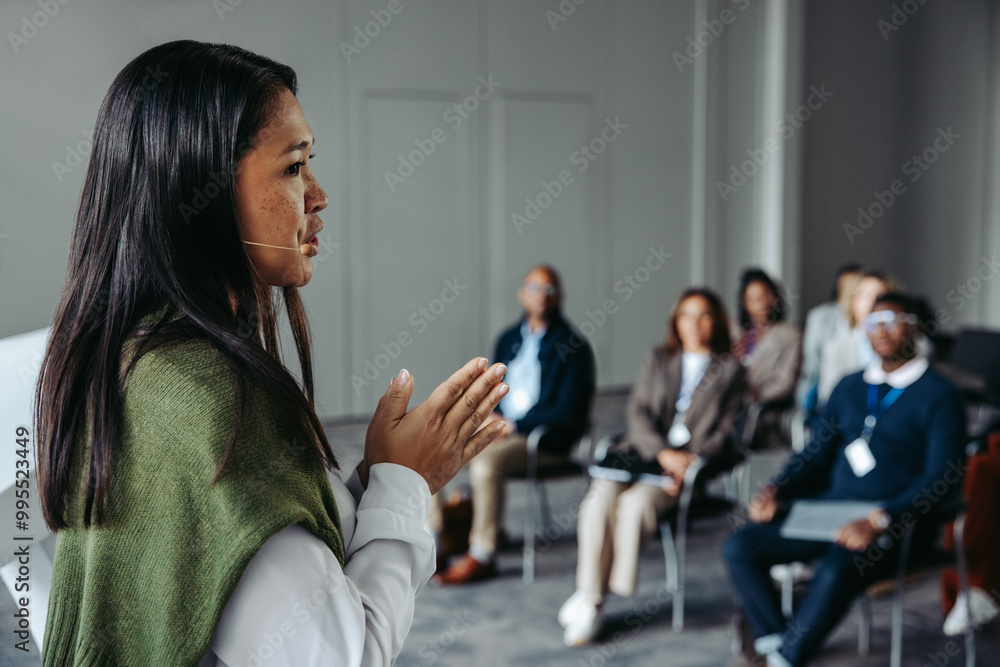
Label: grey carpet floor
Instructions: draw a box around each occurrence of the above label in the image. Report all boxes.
[5,390,999,666]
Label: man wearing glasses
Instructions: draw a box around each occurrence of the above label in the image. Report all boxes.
[724,292,966,667]
[431,265,597,584]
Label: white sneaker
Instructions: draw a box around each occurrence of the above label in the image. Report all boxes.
[558,591,586,628]
[563,602,602,647]
[944,588,1000,636]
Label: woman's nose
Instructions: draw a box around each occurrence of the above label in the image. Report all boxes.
[306,173,329,213]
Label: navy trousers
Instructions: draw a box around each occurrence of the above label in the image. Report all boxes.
[723,519,931,666]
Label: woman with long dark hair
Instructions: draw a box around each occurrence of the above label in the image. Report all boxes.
[733,267,802,450]
[558,288,745,646]
[36,40,510,666]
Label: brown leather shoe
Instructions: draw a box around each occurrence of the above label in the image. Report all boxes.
[435,553,450,575]
[432,554,497,585]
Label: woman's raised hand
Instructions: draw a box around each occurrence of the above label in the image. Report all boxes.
[360,358,510,495]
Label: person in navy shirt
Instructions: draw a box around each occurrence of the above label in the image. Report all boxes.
[429,265,596,584]
[724,292,966,667]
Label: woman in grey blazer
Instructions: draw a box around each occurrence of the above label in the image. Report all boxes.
[559,288,746,647]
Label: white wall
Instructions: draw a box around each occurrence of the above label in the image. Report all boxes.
[6,0,989,423]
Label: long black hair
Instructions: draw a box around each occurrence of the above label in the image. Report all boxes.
[737,267,789,330]
[35,40,337,530]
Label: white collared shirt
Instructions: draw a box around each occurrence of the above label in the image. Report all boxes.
[861,355,930,388]
[499,320,546,421]
[676,351,711,415]
[197,462,435,667]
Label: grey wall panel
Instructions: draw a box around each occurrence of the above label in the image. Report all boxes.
[350,93,479,410]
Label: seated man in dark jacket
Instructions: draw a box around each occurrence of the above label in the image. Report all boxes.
[724,292,966,666]
[431,264,596,584]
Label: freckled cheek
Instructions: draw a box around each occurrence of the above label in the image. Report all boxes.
[253,187,302,237]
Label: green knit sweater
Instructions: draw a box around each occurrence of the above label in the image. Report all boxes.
[42,307,345,666]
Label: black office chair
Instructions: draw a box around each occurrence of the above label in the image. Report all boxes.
[586,422,746,633]
[509,424,595,584]
[856,500,976,667]
[656,398,789,633]
[937,328,1000,437]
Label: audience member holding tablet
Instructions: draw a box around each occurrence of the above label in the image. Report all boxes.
[560,288,745,647]
[724,293,966,667]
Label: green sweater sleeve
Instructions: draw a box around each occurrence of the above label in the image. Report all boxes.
[43,335,344,667]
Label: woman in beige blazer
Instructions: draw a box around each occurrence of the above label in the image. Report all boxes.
[559,288,746,646]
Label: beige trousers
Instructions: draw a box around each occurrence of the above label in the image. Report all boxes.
[575,478,678,603]
[426,433,564,555]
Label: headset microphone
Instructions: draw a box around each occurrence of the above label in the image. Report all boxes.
[243,240,317,257]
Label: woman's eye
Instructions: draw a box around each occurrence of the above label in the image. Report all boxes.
[285,154,316,176]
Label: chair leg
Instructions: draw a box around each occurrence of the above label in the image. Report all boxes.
[538,484,553,533]
[673,501,696,632]
[523,480,536,584]
[858,594,872,656]
[661,520,678,595]
[781,568,795,619]
[890,523,915,667]
[669,458,706,634]
[954,515,976,667]
[673,516,687,633]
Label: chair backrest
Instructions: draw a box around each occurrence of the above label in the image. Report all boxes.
[949,328,1000,406]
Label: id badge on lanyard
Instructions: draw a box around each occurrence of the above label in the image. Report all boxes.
[668,412,691,447]
[844,384,905,477]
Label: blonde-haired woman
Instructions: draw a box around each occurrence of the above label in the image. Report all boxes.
[816,269,899,408]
